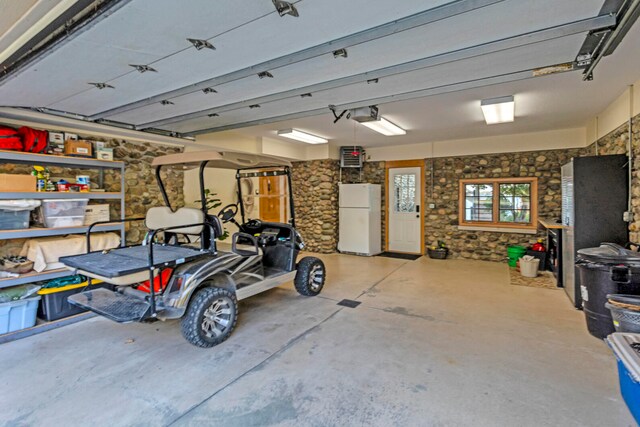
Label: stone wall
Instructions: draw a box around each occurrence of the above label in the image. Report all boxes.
[290,115,640,262]
[0,137,183,257]
[424,149,582,261]
[291,159,339,253]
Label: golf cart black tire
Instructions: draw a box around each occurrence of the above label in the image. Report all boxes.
[294,257,326,296]
[181,287,238,348]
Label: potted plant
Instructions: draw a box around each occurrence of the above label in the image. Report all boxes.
[427,240,449,259]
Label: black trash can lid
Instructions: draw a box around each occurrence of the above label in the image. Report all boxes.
[577,243,640,265]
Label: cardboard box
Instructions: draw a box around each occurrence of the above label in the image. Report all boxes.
[96,148,113,161]
[64,133,78,141]
[0,174,36,192]
[83,204,110,225]
[64,140,93,158]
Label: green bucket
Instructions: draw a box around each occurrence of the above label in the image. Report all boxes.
[507,245,527,267]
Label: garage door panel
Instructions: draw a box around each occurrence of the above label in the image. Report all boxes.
[158,34,585,133]
[96,0,602,125]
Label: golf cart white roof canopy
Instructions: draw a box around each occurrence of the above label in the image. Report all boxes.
[152,150,292,170]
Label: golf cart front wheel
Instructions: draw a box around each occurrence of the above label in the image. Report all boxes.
[294,257,326,296]
[181,287,238,348]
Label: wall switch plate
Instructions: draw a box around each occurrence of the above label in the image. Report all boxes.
[624,211,634,222]
[429,203,436,209]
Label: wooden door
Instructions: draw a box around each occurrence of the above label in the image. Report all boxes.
[259,176,282,222]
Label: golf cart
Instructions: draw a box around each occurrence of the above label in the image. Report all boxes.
[61,151,325,348]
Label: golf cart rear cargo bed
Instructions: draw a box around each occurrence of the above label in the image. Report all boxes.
[60,244,209,278]
[68,288,151,322]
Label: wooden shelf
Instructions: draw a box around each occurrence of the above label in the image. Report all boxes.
[0,268,71,289]
[0,223,123,240]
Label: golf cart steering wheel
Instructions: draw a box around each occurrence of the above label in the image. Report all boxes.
[218,203,239,223]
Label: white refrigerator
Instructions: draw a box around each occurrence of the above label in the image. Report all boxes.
[338,183,381,256]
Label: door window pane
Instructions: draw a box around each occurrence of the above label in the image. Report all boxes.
[394,174,416,213]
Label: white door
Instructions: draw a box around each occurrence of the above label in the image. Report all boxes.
[388,167,421,253]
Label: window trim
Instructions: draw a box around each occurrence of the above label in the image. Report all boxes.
[458,177,538,231]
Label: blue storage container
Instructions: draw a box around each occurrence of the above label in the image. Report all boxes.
[0,209,30,230]
[0,296,40,334]
[607,333,640,424]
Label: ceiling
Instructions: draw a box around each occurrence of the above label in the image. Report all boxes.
[0,0,638,148]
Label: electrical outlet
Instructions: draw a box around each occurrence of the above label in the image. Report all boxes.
[429,203,436,209]
[624,211,634,222]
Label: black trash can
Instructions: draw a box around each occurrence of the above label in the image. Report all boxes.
[576,243,640,339]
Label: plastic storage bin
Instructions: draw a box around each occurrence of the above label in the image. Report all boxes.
[606,295,640,334]
[41,199,88,228]
[606,333,640,424]
[37,281,112,321]
[577,244,640,339]
[0,200,40,230]
[0,209,30,230]
[0,296,40,334]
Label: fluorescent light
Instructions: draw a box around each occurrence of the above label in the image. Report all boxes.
[277,128,328,144]
[481,96,515,124]
[360,117,406,136]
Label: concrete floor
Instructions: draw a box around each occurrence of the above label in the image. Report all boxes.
[0,254,634,426]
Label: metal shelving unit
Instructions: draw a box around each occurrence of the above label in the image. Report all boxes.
[0,151,126,289]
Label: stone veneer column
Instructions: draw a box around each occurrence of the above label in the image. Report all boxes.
[291,159,339,253]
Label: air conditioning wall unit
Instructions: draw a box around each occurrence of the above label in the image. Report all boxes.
[340,146,365,168]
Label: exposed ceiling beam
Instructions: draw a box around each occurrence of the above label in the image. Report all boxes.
[90,0,507,120]
[139,14,615,129]
[183,66,573,136]
[0,0,133,84]
[0,0,97,70]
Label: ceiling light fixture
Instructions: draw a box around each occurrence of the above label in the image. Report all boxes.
[187,38,215,50]
[480,95,515,125]
[129,64,157,73]
[360,117,406,136]
[277,129,328,144]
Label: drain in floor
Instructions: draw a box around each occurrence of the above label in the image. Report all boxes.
[337,299,361,308]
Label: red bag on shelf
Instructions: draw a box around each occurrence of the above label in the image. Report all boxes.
[0,126,23,151]
[18,126,48,153]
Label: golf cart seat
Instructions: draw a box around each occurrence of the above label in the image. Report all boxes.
[146,206,205,235]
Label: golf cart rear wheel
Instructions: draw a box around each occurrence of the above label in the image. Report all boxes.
[294,257,325,296]
[181,287,238,348]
